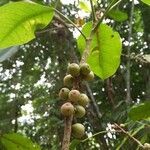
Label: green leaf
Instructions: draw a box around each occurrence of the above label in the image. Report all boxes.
[108,9,128,22]
[0,2,54,49]
[77,22,122,79]
[1,133,41,150]
[70,139,81,150]
[141,0,150,5]
[79,1,91,13]
[128,101,150,121]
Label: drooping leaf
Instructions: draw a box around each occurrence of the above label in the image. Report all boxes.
[128,101,150,121]
[0,46,19,62]
[70,139,81,150]
[1,133,41,150]
[141,0,150,5]
[0,2,54,49]
[108,9,128,22]
[77,22,122,79]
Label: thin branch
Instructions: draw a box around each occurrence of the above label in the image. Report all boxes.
[85,83,102,119]
[90,0,96,22]
[92,0,123,33]
[114,123,144,149]
[82,130,107,143]
[54,8,87,40]
[126,0,134,104]
[122,53,149,64]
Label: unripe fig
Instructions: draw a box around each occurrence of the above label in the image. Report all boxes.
[69,90,80,103]
[84,71,94,81]
[63,74,73,87]
[80,63,90,75]
[67,63,80,77]
[78,93,89,107]
[72,123,85,138]
[143,143,150,150]
[75,105,86,118]
[61,102,74,117]
[59,88,70,100]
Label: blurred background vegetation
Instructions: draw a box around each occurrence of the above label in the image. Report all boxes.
[0,0,149,149]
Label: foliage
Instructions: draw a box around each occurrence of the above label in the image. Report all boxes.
[0,0,149,150]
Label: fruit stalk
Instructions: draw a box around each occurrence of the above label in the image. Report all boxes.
[61,115,73,150]
[61,77,80,150]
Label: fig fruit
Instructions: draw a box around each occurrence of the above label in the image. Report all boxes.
[69,90,80,103]
[59,88,70,100]
[61,102,74,117]
[72,123,85,138]
[80,63,90,75]
[67,63,80,77]
[63,74,73,87]
[78,93,89,107]
[75,105,86,118]
[84,71,94,81]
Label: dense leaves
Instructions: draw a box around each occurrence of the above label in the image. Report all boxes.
[0,0,149,150]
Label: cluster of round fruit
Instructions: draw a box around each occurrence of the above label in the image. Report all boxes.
[59,63,94,139]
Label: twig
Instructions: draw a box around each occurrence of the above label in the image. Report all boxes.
[92,0,123,33]
[54,8,87,40]
[90,0,96,22]
[122,53,149,64]
[82,130,107,143]
[85,83,102,119]
[126,0,134,104]
[114,123,144,149]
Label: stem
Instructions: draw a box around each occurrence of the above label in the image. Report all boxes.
[61,115,73,150]
[93,0,122,33]
[90,0,96,22]
[114,123,144,149]
[126,0,134,104]
[54,8,87,40]
[61,77,80,150]
[82,130,107,143]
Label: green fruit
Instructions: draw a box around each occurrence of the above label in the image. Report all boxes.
[69,90,80,103]
[61,102,74,117]
[78,93,89,107]
[143,143,150,150]
[80,63,90,75]
[84,71,94,81]
[67,63,80,77]
[75,105,86,118]
[72,123,85,138]
[59,88,70,100]
[63,74,73,87]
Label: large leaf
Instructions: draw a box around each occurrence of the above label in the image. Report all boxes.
[128,101,150,121]
[77,22,122,79]
[141,0,150,5]
[0,2,54,49]
[1,133,41,150]
[108,9,128,22]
